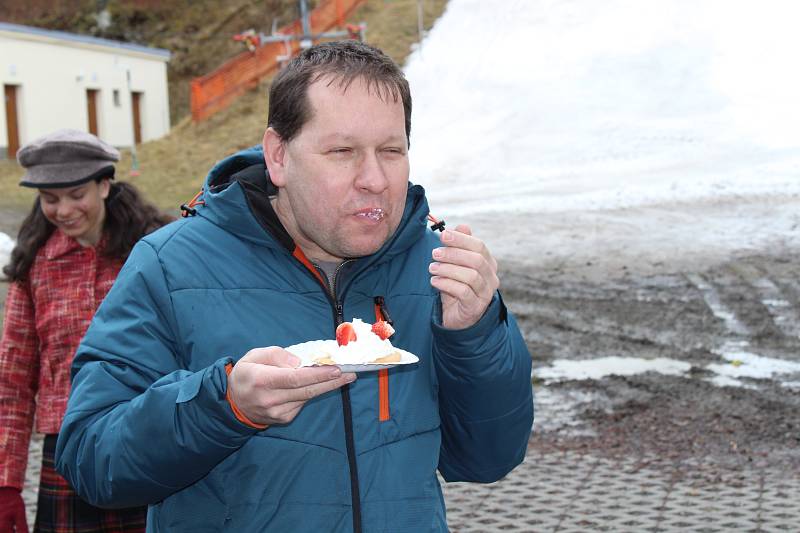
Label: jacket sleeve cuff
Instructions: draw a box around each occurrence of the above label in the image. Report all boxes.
[431,292,506,350]
[224,363,269,429]
[175,357,265,437]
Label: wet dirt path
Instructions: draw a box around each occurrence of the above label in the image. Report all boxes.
[508,252,800,475]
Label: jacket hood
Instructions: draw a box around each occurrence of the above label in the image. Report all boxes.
[197,145,431,262]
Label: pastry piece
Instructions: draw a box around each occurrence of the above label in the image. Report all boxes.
[312,351,401,366]
[369,352,402,364]
[313,356,337,365]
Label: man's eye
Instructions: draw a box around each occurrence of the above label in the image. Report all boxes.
[330,148,352,154]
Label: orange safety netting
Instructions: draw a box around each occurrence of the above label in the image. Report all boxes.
[190,0,367,122]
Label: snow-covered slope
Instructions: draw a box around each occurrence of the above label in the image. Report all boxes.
[406,0,800,217]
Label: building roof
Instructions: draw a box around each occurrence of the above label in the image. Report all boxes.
[0,22,171,61]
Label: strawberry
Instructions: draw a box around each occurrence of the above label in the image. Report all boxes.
[371,320,395,340]
[336,322,357,346]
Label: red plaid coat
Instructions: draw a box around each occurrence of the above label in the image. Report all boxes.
[0,230,123,490]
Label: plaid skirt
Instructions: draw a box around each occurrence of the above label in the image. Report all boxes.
[35,435,147,533]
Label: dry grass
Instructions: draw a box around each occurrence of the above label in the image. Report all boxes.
[0,0,448,215]
[352,0,449,61]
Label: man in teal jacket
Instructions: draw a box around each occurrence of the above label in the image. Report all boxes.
[55,41,533,532]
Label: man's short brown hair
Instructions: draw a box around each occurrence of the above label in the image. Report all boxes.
[267,40,412,146]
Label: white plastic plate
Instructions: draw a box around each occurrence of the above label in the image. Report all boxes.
[285,340,419,373]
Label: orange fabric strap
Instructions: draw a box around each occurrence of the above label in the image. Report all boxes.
[225,363,269,429]
[378,369,390,421]
[374,301,391,422]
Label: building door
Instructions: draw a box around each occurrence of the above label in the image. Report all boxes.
[4,85,20,159]
[86,89,99,135]
[131,91,142,144]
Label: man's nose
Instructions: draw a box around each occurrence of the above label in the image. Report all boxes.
[354,151,389,194]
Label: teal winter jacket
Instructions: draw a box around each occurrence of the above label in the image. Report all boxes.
[55,146,533,532]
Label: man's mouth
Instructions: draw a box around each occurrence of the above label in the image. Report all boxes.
[355,208,386,222]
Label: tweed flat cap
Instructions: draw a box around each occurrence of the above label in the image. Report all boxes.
[17,129,119,188]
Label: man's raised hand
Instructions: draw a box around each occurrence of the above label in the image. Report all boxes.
[429,224,499,330]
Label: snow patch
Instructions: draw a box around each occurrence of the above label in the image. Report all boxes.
[0,232,14,271]
[707,341,800,384]
[533,386,602,436]
[534,345,800,390]
[536,356,691,382]
[707,375,757,390]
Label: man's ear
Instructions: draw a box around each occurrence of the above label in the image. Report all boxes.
[263,127,287,187]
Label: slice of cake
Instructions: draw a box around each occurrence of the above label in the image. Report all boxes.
[287,318,404,366]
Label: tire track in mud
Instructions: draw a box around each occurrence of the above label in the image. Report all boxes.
[505,270,722,368]
[685,272,750,337]
[730,262,800,339]
[688,261,800,359]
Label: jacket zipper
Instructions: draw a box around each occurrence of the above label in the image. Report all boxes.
[373,296,394,325]
[308,258,362,533]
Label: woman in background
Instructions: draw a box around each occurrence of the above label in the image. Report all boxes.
[0,129,173,533]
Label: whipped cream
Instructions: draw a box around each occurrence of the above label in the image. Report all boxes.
[333,318,395,364]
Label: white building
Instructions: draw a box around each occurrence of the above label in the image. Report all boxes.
[0,22,171,159]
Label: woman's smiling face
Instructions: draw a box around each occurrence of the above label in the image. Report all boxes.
[38,179,110,246]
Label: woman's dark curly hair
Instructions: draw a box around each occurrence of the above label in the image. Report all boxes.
[3,180,174,282]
